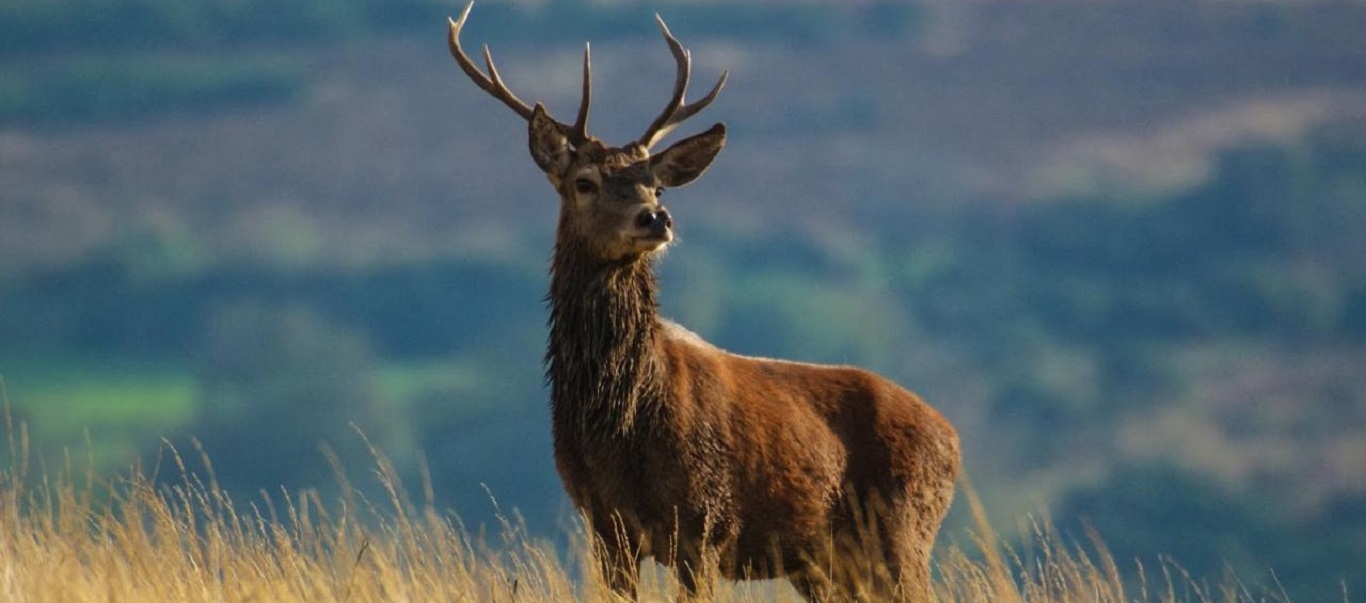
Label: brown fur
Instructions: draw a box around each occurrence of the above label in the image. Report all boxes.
[446,8,960,599]
[540,135,960,603]
[547,231,959,601]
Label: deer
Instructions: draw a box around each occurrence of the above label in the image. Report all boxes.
[446,3,960,601]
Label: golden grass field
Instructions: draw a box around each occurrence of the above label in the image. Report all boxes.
[0,416,1303,603]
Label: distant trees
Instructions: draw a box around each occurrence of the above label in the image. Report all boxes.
[921,126,1366,601]
[1056,462,1366,601]
[1054,462,1273,595]
[193,301,393,495]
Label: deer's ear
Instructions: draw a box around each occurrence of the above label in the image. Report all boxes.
[528,103,571,177]
[650,123,726,187]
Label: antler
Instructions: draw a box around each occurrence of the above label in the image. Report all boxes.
[448,1,592,145]
[637,15,729,151]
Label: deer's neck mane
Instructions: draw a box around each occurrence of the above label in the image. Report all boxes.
[546,238,668,434]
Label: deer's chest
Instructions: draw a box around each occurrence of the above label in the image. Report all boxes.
[552,416,731,527]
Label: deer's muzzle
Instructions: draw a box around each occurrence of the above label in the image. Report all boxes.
[636,208,673,238]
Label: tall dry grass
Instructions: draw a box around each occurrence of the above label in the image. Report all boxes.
[0,414,1301,602]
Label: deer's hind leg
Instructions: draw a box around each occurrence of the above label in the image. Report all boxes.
[883,474,959,603]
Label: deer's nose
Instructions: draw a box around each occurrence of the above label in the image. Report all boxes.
[636,208,673,234]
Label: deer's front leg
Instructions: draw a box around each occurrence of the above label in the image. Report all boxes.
[675,557,716,603]
[591,512,642,600]
[600,546,640,600]
[672,527,724,603]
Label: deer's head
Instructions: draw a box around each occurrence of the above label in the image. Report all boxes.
[448,2,727,262]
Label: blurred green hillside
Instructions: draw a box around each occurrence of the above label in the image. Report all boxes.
[2,1,1365,600]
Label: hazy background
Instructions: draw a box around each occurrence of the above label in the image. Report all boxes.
[3,0,1365,599]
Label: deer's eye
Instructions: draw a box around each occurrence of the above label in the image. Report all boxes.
[654,187,665,197]
[574,178,598,195]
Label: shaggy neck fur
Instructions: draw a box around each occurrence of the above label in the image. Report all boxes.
[546,235,667,437]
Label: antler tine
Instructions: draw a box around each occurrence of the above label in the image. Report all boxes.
[448,2,593,144]
[448,3,534,121]
[570,43,592,145]
[638,14,728,150]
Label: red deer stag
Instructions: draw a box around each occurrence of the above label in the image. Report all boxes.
[447,3,960,601]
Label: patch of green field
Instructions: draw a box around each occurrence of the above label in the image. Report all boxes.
[1,356,195,432]
[373,357,485,407]
[374,354,539,432]
[0,355,197,472]
[0,354,499,473]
